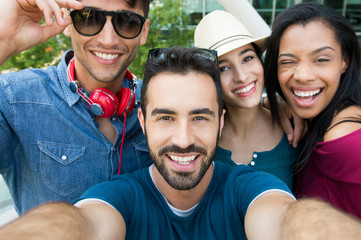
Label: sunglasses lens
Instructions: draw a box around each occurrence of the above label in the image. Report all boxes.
[196,50,217,62]
[114,13,144,39]
[148,48,166,59]
[72,9,104,36]
[148,48,217,64]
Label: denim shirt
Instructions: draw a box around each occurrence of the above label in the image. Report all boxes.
[0,50,152,214]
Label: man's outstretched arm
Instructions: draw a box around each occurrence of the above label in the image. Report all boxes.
[0,0,83,65]
[0,201,126,240]
[246,194,361,240]
[281,198,361,240]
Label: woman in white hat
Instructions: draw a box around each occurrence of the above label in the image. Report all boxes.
[195,10,300,189]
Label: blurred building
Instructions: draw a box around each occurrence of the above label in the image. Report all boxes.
[184,0,361,47]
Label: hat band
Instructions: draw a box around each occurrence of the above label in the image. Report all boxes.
[209,34,254,50]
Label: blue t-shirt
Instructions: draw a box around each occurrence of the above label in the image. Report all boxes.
[76,161,292,240]
[214,134,299,190]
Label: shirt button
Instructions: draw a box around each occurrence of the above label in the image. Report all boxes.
[111,148,117,152]
[253,153,258,158]
[112,117,117,121]
[250,161,255,166]
[61,155,67,161]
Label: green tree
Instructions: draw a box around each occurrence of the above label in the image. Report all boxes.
[129,0,195,78]
[0,34,72,73]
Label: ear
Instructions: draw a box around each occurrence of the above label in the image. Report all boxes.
[341,55,349,74]
[139,19,150,46]
[138,108,145,134]
[218,109,226,138]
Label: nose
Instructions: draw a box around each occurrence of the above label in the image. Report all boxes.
[171,120,194,149]
[232,64,248,83]
[96,16,120,47]
[293,62,316,83]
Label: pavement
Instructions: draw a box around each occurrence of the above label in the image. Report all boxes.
[0,177,18,227]
[0,202,17,227]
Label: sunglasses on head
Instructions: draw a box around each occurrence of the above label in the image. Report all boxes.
[148,48,218,64]
[70,7,146,39]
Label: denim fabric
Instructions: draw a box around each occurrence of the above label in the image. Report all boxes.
[0,50,152,215]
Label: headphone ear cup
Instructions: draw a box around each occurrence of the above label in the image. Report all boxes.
[116,88,136,116]
[89,88,119,117]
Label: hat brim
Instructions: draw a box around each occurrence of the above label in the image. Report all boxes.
[213,35,268,57]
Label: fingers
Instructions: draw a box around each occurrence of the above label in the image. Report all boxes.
[40,5,75,43]
[291,116,304,148]
[280,114,295,146]
[55,0,83,9]
[276,96,307,148]
[36,0,83,27]
[278,102,294,145]
[262,96,270,109]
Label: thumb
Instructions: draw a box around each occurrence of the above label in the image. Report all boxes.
[40,24,65,43]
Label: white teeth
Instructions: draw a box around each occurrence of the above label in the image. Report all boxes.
[294,89,321,97]
[169,155,196,165]
[233,82,255,94]
[93,52,119,60]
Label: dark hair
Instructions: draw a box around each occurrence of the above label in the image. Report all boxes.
[264,2,361,172]
[251,42,263,64]
[127,0,153,18]
[141,47,224,119]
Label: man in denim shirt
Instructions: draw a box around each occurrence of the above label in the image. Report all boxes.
[0,0,152,214]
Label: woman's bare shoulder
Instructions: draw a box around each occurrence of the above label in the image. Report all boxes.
[324,106,361,142]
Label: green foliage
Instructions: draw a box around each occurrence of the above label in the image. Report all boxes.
[0,0,195,77]
[0,34,72,73]
[129,0,195,78]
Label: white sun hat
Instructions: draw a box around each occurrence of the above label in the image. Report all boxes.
[194,10,269,57]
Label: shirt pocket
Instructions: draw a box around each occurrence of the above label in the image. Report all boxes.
[38,141,86,196]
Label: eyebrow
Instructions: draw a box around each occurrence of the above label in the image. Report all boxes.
[151,108,176,116]
[151,108,215,117]
[219,48,255,65]
[190,108,215,117]
[278,46,335,59]
[312,46,335,55]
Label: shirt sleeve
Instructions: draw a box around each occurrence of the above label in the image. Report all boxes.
[228,165,294,217]
[73,173,139,225]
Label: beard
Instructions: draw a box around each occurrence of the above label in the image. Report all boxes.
[148,143,217,191]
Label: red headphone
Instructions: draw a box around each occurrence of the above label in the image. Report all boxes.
[67,58,137,174]
[67,58,136,118]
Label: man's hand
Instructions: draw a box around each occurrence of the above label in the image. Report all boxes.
[282,198,361,240]
[0,202,126,240]
[0,0,83,65]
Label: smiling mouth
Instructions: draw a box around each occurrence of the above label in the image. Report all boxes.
[92,51,120,60]
[167,154,198,165]
[292,88,322,101]
[233,82,255,94]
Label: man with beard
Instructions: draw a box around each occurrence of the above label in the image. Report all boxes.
[1,47,361,240]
